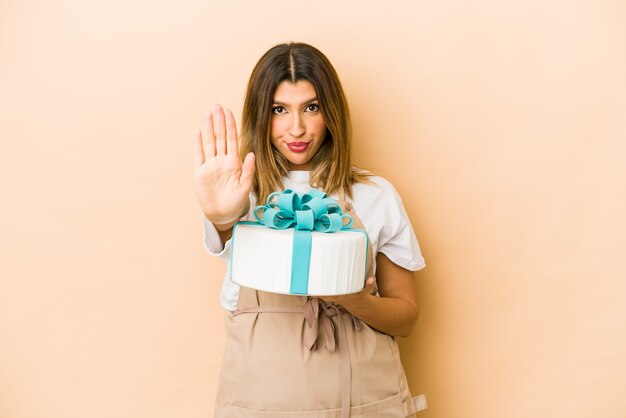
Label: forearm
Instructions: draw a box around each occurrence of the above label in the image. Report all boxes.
[322,253,420,337]
[338,294,418,338]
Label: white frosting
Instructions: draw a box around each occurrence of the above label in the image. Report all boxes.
[230,223,367,296]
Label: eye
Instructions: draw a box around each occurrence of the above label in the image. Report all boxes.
[272,106,287,115]
[304,103,320,112]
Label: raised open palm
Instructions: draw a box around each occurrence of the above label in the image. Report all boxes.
[194,104,255,226]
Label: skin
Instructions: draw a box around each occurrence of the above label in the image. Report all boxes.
[270,80,327,170]
[193,81,419,337]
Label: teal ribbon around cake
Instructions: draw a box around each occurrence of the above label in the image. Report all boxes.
[253,189,354,294]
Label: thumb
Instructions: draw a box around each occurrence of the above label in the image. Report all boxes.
[240,152,255,188]
[362,277,375,294]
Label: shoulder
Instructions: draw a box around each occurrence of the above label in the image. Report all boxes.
[351,175,403,206]
[349,174,410,237]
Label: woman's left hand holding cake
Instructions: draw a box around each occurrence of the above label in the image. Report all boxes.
[194,104,256,237]
[319,277,377,309]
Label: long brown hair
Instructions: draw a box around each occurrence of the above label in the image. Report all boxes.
[240,42,371,203]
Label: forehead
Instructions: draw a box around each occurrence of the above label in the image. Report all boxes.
[273,80,317,103]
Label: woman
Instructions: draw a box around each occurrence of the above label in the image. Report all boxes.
[194,42,427,417]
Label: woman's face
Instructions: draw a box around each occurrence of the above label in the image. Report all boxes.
[270,80,327,171]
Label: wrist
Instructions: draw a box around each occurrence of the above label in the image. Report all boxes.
[345,293,375,315]
[213,219,238,232]
[326,292,374,316]
[208,202,250,231]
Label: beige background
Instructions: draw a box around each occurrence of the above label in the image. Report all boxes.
[1,1,625,417]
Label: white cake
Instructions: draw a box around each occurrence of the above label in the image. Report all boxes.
[230,222,368,296]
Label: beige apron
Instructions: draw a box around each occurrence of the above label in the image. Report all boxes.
[214,199,427,417]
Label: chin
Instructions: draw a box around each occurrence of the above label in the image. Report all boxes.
[291,158,309,166]
[288,158,314,170]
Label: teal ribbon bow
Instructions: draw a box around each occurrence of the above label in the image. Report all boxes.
[254,189,353,294]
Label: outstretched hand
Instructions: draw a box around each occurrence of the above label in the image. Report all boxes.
[193,104,256,226]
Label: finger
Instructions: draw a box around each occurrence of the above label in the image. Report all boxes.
[201,111,216,158]
[224,109,239,156]
[239,152,256,189]
[193,128,205,168]
[214,104,226,156]
[362,277,375,294]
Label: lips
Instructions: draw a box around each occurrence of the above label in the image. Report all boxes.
[287,142,310,153]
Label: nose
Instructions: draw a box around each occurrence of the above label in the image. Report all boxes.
[288,114,305,137]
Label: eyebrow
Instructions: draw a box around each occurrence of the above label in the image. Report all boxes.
[272,97,318,106]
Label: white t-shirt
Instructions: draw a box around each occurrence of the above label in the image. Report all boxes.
[201,171,426,311]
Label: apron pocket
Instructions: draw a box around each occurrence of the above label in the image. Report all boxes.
[228,394,405,418]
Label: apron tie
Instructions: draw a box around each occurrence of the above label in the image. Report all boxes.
[303,298,352,418]
[234,296,360,418]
